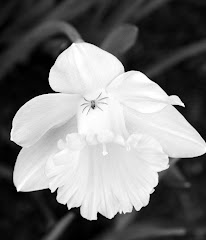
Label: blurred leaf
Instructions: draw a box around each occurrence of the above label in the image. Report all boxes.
[17,0,55,28]
[0,0,54,45]
[159,158,179,179]
[116,221,186,240]
[43,38,70,58]
[134,0,173,22]
[42,213,75,240]
[178,190,203,225]
[114,211,137,231]
[107,0,145,26]
[98,221,186,240]
[101,24,138,57]
[145,38,206,78]
[0,21,81,81]
[106,0,173,27]
[30,192,56,229]
[0,0,19,29]
[0,0,95,46]
[46,0,95,21]
[0,164,12,181]
[91,0,115,27]
[160,164,191,189]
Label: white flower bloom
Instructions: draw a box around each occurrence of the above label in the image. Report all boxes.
[11,42,206,220]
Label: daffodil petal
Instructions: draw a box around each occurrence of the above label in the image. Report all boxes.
[107,71,184,113]
[49,42,124,94]
[46,134,168,220]
[13,118,77,192]
[11,93,80,147]
[124,105,206,158]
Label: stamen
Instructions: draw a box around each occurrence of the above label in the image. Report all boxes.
[102,143,108,156]
[126,145,131,152]
[126,144,131,151]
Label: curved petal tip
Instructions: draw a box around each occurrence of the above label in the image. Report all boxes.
[169,95,185,107]
[49,42,124,94]
[124,105,206,158]
[197,141,206,157]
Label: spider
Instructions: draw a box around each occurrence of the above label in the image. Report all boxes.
[80,92,108,115]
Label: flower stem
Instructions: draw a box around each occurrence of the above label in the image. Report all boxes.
[54,21,83,43]
[0,20,82,81]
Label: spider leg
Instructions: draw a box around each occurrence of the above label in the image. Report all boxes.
[98,97,109,101]
[96,105,103,111]
[82,105,89,113]
[98,102,108,105]
[87,106,91,115]
[81,103,89,106]
[84,97,90,102]
[95,92,102,100]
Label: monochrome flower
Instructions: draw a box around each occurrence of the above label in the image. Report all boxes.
[11,42,206,220]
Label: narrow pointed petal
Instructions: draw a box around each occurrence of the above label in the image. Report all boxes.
[11,93,80,147]
[124,105,206,158]
[46,134,168,220]
[49,42,124,94]
[13,117,77,192]
[107,71,184,113]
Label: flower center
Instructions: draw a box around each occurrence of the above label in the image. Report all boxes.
[73,88,129,155]
[57,132,155,158]
[57,131,126,156]
[77,89,111,136]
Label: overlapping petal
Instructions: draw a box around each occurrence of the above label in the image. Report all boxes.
[124,105,206,158]
[46,134,168,220]
[11,93,80,147]
[49,42,124,94]
[13,117,77,192]
[107,71,184,113]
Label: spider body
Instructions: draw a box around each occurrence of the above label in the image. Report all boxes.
[81,92,108,115]
[91,100,96,109]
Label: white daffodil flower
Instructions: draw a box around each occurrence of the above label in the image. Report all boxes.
[11,42,206,220]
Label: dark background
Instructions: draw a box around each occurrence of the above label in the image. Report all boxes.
[1,0,206,239]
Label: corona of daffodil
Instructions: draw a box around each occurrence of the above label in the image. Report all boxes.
[11,42,206,220]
